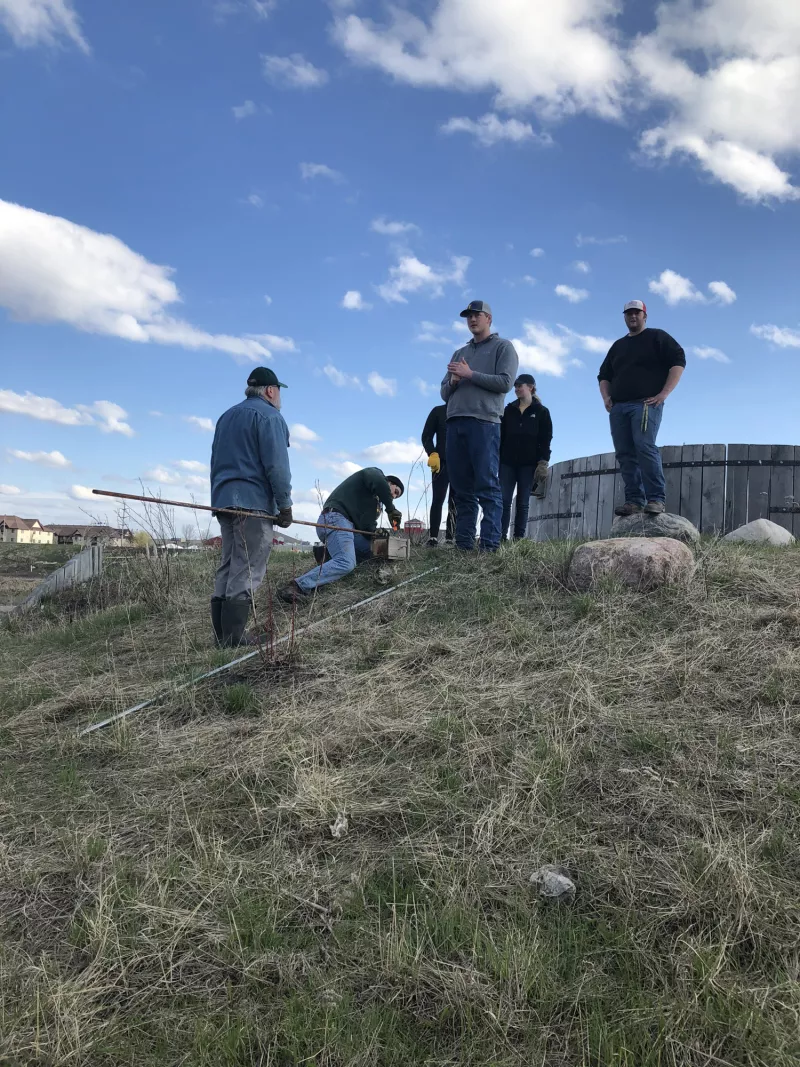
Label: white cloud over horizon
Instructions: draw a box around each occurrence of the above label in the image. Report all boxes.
[232,99,257,120]
[323,363,362,389]
[751,323,800,348]
[0,199,279,362]
[649,269,737,306]
[341,289,371,310]
[367,371,397,397]
[362,438,422,466]
[184,415,215,432]
[370,217,419,236]
[0,389,134,435]
[555,284,589,303]
[0,0,89,52]
[693,345,731,363]
[512,321,609,377]
[441,113,550,147]
[300,162,344,182]
[8,448,72,468]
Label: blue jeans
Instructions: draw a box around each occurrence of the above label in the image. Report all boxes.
[609,401,665,505]
[500,463,535,540]
[294,510,372,592]
[445,417,502,551]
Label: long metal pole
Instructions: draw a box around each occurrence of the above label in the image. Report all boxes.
[77,566,439,736]
[91,488,382,537]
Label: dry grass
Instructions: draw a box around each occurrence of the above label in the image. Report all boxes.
[1,539,799,1066]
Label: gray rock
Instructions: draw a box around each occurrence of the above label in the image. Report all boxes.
[723,518,795,546]
[610,511,700,544]
[569,537,696,592]
[531,865,576,902]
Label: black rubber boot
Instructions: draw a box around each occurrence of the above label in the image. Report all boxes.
[211,597,225,646]
[220,597,252,647]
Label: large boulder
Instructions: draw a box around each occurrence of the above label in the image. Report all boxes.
[610,511,700,544]
[569,537,696,592]
[723,518,796,546]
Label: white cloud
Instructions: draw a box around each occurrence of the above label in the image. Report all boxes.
[232,99,257,120]
[8,448,71,468]
[184,415,215,432]
[693,345,731,363]
[262,53,329,89]
[555,284,589,303]
[0,389,133,435]
[441,113,550,146]
[370,217,419,236]
[70,485,96,501]
[174,459,208,473]
[362,438,422,466]
[246,193,264,208]
[300,162,344,182]
[573,260,590,273]
[708,280,737,305]
[246,332,296,351]
[522,275,537,286]
[289,423,321,443]
[143,466,183,486]
[316,456,363,478]
[323,363,362,389]
[0,0,89,52]
[341,289,371,311]
[0,199,275,362]
[214,0,276,20]
[648,269,706,306]
[575,233,627,247]
[413,377,436,396]
[368,372,397,397]
[648,270,737,307]
[511,321,606,377]
[750,324,800,348]
[334,1,625,119]
[530,247,545,258]
[0,484,21,495]
[415,320,453,344]
[633,1,800,201]
[263,294,273,305]
[378,254,470,304]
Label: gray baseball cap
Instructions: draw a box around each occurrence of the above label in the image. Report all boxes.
[459,299,492,318]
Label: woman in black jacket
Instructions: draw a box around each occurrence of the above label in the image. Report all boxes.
[499,373,553,541]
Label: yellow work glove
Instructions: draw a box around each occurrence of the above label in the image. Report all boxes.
[427,452,441,476]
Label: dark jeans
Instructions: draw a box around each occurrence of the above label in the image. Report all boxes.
[429,467,455,541]
[445,417,502,551]
[609,401,666,505]
[500,463,535,540]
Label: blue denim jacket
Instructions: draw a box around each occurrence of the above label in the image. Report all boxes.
[210,396,292,515]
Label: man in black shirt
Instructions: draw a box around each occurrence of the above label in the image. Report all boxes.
[421,403,454,546]
[597,300,686,516]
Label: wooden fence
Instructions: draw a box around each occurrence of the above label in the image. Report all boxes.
[526,444,800,541]
[16,544,104,611]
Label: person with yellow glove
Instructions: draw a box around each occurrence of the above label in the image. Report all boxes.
[499,373,553,541]
[421,402,455,547]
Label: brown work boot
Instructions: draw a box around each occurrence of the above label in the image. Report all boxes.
[644,501,666,515]
[614,502,644,517]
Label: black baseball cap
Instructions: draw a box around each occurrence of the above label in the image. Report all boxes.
[459,299,492,318]
[514,373,536,387]
[247,366,287,388]
[386,475,405,496]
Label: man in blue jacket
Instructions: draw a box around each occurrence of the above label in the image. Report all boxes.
[440,300,519,552]
[210,367,293,646]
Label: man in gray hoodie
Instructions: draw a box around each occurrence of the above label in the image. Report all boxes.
[440,300,519,551]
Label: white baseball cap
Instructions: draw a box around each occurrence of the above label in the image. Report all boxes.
[623,300,647,314]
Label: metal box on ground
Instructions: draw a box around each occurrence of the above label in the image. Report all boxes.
[371,534,410,561]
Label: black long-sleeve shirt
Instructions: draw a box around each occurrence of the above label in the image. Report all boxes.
[499,399,553,467]
[598,328,686,403]
[421,404,448,459]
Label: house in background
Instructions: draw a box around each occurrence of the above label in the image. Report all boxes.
[0,516,55,544]
[44,524,133,547]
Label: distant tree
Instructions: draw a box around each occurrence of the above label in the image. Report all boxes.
[182,523,195,544]
[132,531,153,548]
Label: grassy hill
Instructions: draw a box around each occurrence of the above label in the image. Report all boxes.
[1,540,799,1066]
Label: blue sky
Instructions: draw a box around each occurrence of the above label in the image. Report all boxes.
[1,0,799,535]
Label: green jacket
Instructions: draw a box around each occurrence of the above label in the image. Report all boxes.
[324,467,396,533]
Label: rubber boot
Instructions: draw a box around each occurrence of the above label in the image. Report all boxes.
[210,597,225,646]
[220,597,252,647]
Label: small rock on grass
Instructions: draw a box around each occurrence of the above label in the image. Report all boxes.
[329,813,349,839]
[723,518,795,546]
[610,511,700,544]
[569,536,695,592]
[531,865,576,902]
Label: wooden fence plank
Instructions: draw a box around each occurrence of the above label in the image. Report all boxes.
[596,451,618,539]
[747,445,772,521]
[701,444,726,534]
[581,453,602,540]
[793,449,800,540]
[556,459,575,539]
[535,460,561,542]
[769,445,795,534]
[660,445,683,515]
[526,462,548,541]
[726,444,749,532]
[568,457,587,540]
[680,444,704,529]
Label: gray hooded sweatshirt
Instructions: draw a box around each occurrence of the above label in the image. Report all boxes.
[440,333,519,424]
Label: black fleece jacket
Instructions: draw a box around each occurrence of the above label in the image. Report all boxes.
[499,398,553,467]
